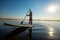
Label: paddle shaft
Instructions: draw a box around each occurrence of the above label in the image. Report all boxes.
[21,15,26,24]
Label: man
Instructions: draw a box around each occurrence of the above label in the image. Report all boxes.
[26,9,32,25]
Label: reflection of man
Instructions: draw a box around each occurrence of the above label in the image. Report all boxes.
[26,9,32,25]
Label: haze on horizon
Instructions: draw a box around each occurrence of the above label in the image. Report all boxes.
[0,0,60,20]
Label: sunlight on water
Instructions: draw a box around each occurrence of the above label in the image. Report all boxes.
[48,27,54,38]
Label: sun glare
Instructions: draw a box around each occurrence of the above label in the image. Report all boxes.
[47,5,57,13]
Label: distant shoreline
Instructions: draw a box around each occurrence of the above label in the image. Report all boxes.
[0,18,60,21]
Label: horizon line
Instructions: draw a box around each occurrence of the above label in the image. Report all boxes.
[0,17,60,21]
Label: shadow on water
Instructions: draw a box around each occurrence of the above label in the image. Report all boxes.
[0,25,53,40]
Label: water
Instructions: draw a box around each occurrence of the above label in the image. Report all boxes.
[0,19,60,40]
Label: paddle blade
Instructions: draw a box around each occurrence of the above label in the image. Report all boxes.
[20,21,23,24]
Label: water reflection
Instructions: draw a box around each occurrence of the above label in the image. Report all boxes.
[48,27,54,38]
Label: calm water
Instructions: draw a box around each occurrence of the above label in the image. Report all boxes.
[0,20,60,40]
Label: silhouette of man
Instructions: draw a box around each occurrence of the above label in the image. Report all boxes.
[26,9,32,25]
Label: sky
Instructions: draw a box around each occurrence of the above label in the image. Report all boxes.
[0,0,60,20]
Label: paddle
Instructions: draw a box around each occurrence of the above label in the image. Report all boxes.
[20,15,26,24]
[20,9,30,24]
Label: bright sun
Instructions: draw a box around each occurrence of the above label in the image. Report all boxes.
[47,5,57,13]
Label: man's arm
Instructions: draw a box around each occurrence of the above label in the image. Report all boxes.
[26,14,30,16]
